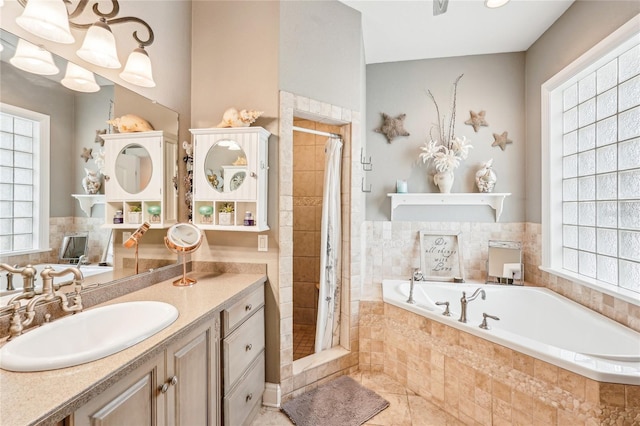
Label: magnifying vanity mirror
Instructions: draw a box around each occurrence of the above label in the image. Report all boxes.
[164,223,203,287]
[204,140,248,193]
[486,240,524,285]
[115,144,153,194]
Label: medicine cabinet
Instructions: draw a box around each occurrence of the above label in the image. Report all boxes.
[190,127,270,231]
[102,131,178,229]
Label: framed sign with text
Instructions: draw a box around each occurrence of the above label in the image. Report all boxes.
[419,231,465,281]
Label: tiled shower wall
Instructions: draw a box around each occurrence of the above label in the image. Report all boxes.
[292,119,339,327]
[361,221,640,332]
[0,217,110,266]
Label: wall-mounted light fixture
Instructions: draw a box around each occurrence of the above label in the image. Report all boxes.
[484,0,511,8]
[9,38,59,75]
[61,62,99,92]
[14,0,156,88]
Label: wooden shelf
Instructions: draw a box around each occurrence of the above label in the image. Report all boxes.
[71,194,105,217]
[387,193,511,221]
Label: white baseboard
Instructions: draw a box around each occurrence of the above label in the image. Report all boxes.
[262,382,281,407]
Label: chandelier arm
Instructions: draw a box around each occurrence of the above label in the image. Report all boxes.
[107,17,155,47]
[92,0,119,19]
[67,0,90,20]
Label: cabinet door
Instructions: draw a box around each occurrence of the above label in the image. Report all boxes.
[165,317,220,426]
[193,132,258,201]
[73,353,165,426]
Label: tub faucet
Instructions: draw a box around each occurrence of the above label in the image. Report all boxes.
[407,268,423,304]
[458,287,486,323]
[0,263,37,296]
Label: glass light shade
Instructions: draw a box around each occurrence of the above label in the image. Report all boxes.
[485,0,510,8]
[61,62,100,93]
[77,20,121,69]
[10,39,59,75]
[16,0,74,44]
[119,47,156,87]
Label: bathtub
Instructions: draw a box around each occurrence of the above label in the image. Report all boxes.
[382,279,640,385]
[1,264,114,297]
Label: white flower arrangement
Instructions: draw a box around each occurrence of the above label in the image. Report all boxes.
[419,74,472,173]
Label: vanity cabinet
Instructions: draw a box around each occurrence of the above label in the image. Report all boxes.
[102,131,178,229]
[190,127,270,231]
[73,316,220,426]
[221,285,265,426]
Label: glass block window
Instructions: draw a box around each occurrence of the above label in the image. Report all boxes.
[560,42,640,294]
[0,106,47,255]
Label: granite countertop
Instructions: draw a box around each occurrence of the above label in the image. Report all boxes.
[0,271,266,426]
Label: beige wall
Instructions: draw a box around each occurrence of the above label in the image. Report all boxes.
[524,0,640,222]
[190,0,281,383]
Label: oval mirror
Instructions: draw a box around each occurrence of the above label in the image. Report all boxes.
[115,143,153,194]
[203,140,248,193]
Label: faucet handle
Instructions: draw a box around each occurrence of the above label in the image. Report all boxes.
[479,313,500,330]
[435,301,451,316]
[412,269,423,281]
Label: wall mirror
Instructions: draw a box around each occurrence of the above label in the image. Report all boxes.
[115,143,153,194]
[204,139,248,193]
[0,28,179,297]
[486,240,523,285]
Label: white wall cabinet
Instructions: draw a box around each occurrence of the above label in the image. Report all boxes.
[102,131,178,229]
[190,127,270,231]
[73,317,220,426]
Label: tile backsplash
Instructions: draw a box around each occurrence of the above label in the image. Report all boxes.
[362,221,640,332]
[0,217,110,266]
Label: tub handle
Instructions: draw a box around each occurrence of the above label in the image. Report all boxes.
[435,301,451,316]
[480,313,500,330]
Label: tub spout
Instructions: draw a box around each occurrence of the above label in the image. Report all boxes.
[407,268,423,304]
[458,288,485,323]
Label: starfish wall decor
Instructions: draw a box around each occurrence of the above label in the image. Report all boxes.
[374,113,410,143]
[492,131,513,151]
[80,147,93,162]
[464,110,488,132]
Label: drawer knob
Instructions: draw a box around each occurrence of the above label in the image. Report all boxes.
[245,343,253,351]
[246,393,253,402]
[170,375,178,386]
[245,303,253,311]
[160,383,169,394]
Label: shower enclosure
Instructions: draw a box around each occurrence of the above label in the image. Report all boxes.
[291,119,344,360]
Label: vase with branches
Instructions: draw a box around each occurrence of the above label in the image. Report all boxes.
[419,74,472,192]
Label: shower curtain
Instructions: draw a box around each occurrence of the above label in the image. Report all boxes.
[315,136,343,353]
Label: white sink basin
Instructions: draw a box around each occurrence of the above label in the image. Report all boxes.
[0,301,179,372]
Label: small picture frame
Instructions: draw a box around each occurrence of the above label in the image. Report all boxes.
[419,231,465,281]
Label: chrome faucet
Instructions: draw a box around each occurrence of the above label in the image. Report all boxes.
[76,255,88,269]
[407,268,423,304]
[458,287,486,323]
[8,266,85,340]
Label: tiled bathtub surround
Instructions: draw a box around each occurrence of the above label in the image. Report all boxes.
[362,221,640,332]
[360,301,640,425]
[0,217,110,266]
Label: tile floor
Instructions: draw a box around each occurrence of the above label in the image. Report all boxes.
[251,371,463,425]
[292,324,316,361]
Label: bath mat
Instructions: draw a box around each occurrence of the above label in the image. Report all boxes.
[281,375,389,426]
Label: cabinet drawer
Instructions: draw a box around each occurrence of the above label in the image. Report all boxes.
[223,307,264,392]
[223,285,264,336]
[223,354,265,426]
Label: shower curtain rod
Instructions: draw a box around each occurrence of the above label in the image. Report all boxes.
[292,125,342,139]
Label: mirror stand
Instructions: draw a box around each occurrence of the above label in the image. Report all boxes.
[164,223,203,287]
[486,240,524,285]
[123,222,151,274]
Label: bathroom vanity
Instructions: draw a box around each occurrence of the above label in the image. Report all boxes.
[0,271,266,426]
